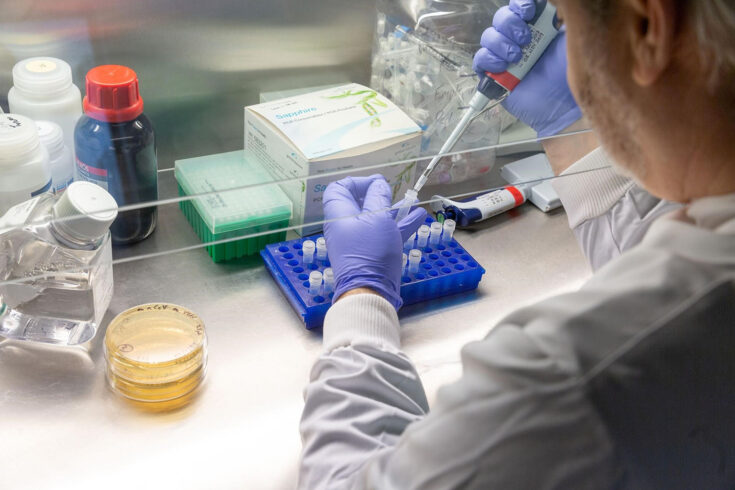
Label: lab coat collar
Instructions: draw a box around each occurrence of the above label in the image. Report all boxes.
[643,193,735,264]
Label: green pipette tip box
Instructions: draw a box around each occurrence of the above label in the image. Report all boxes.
[175,150,292,263]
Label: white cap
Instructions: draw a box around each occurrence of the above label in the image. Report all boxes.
[53,181,118,241]
[0,114,42,165]
[12,57,73,97]
[323,268,334,282]
[36,120,65,158]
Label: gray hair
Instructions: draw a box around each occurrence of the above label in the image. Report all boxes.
[583,0,735,91]
[692,0,735,90]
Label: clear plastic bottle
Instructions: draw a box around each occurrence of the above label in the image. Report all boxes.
[0,181,118,345]
[0,114,52,215]
[36,120,74,193]
[7,57,83,166]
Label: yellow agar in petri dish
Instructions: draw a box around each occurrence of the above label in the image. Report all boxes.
[105,303,207,411]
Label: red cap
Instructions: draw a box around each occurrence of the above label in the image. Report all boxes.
[83,65,144,123]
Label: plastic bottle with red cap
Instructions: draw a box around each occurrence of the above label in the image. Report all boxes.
[74,64,158,245]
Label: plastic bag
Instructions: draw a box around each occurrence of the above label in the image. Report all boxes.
[371,0,516,186]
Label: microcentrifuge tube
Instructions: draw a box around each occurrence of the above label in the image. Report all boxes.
[323,268,334,293]
[302,240,316,264]
[416,225,430,249]
[404,233,416,252]
[316,237,328,261]
[309,270,323,296]
[408,249,421,274]
[442,219,456,243]
[402,253,408,276]
[429,221,442,246]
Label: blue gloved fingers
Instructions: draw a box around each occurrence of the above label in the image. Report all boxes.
[339,174,386,208]
[361,177,392,214]
[494,6,532,45]
[509,0,536,21]
[323,175,383,219]
[473,47,508,76]
[323,181,361,218]
[397,207,428,242]
[480,28,523,64]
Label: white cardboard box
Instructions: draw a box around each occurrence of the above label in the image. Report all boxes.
[245,83,421,235]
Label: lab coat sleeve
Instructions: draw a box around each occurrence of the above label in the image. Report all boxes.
[299,293,618,490]
[552,147,681,270]
[298,293,429,490]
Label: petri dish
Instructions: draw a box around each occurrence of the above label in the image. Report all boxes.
[105,303,207,410]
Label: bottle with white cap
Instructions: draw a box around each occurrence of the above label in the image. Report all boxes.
[0,181,118,345]
[36,120,74,193]
[0,114,52,215]
[8,57,83,165]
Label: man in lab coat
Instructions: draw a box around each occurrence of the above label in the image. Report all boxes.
[299,0,735,488]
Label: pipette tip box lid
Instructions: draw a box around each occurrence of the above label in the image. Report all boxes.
[175,150,292,262]
[261,217,485,329]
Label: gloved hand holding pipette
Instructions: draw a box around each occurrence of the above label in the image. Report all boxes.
[473,0,582,137]
[395,0,581,222]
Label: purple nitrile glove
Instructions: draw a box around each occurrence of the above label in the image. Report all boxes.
[323,175,427,310]
[472,0,582,137]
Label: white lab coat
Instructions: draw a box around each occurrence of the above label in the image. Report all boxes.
[298,147,735,489]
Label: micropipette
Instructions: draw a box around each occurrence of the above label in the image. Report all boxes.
[431,185,530,227]
[395,0,562,221]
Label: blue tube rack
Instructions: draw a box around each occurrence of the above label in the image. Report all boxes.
[260,218,486,329]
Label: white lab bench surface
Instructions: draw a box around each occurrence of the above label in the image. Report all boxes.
[0,177,591,490]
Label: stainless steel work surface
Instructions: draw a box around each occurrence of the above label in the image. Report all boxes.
[1,199,590,489]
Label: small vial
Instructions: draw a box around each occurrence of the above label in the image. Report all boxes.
[323,268,335,294]
[408,249,421,274]
[402,253,408,276]
[302,240,315,264]
[404,232,416,252]
[309,271,323,296]
[429,221,442,246]
[416,225,430,249]
[442,219,456,244]
[395,188,418,222]
[316,237,328,261]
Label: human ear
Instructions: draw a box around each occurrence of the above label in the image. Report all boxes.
[626,0,677,86]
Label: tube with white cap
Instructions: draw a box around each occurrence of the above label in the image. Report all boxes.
[308,271,323,296]
[302,240,316,265]
[428,221,442,246]
[441,219,456,243]
[408,249,422,274]
[416,225,430,249]
[316,237,328,262]
[322,268,334,294]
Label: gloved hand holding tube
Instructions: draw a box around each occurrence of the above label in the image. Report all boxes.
[323,175,427,310]
[473,0,582,137]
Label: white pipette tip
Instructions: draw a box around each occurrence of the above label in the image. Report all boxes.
[395,189,418,222]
